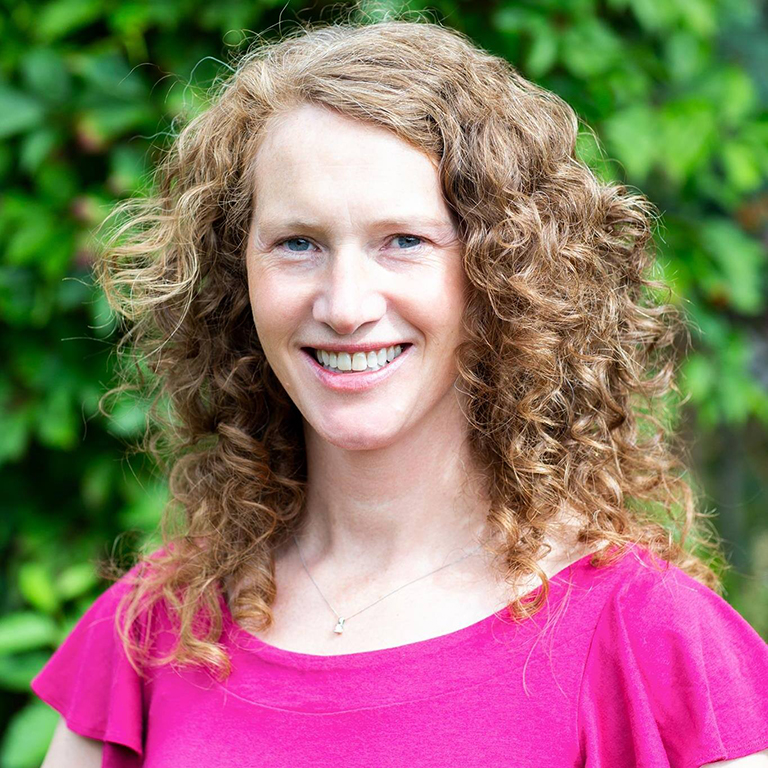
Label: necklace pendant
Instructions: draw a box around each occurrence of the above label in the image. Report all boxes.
[333,617,345,634]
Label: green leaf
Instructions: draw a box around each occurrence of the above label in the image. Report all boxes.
[627,0,676,32]
[0,613,58,655]
[71,50,147,98]
[602,104,657,180]
[119,477,168,531]
[685,66,757,135]
[109,144,151,194]
[677,0,716,37]
[561,19,622,78]
[575,129,621,183]
[19,128,59,174]
[717,336,754,425]
[604,65,652,103]
[700,220,766,314]
[658,98,718,183]
[525,19,558,78]
[88,288,119,339]
[664,31,708,83]
[80,103,154,142]
[20,49,72,104]
[35,0,104,42]
[18,563,60,614]
[0,651,49,692]
[109,1,184,34]
[0,700,59,768]
[57,563,100,601]
[741,121,768,174]
[35,162,79,206]
[56,273,92,313]
[106,393,149,438]
[681,353,715,405]
[721,141,763,194]
[0,402,32,465]
[6,221,56,268]
[493,7,532,34]
[35,387,79,450]
[81,458,114,510]
[0,85,45,139]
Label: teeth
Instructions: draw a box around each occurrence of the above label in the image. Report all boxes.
[314,345,404,373]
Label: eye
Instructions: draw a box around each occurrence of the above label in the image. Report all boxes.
[279,237,316,253]
[391,234,424,249]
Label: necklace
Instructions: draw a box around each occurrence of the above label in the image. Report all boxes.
[292,533,485,634]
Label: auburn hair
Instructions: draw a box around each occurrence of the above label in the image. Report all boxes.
[94,16,725,680]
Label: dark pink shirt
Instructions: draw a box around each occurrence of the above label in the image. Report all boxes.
[30,544,768,767]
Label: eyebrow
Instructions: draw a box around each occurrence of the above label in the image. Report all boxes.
[254,216,456,237]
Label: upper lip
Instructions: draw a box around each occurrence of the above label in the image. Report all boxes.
[303,342,411,353]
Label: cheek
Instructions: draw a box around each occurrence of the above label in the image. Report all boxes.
[247,268,301,339]
[412,268,466,344]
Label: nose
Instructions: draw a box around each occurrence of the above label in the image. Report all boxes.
[312,247,387,336]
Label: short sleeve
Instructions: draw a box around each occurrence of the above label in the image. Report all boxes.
[577,560,768,768]
[30,568,146,767]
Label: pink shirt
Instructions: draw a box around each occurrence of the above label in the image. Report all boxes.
[31,544,768,767]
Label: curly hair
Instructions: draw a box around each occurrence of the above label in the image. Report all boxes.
[94,16,726,680]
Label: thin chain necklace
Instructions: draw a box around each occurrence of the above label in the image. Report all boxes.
[292,533,485,634]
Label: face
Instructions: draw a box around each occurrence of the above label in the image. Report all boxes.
[245,103,468,451]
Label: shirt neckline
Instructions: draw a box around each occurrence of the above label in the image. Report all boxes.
[217,546,611,670]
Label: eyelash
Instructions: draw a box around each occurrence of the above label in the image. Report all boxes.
[276,234,425,253]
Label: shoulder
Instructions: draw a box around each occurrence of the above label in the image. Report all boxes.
[29,556,159,762]
[577,545,768,767]
[589,545,768,695]
[598,546,765,655]
[29,547,178,762]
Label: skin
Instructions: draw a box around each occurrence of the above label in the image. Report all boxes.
[40,717,102,767]
[244,102,521,651]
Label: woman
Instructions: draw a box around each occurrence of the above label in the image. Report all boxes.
[32,18,768,768]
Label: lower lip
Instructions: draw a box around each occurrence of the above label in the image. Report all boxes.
[300,345,413,392]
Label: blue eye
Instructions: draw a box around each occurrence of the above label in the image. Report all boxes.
[282,238,313,252]
[394,235,422,249]
[277,235,423,253]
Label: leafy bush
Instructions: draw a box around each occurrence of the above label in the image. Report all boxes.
[1,1,766,763]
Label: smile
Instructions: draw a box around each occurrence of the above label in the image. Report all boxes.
[312,344,407,373]
[300,344,414,392]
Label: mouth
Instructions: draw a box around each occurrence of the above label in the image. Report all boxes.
[301,344,412,374]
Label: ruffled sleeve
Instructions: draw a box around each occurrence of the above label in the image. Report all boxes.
[577,557,768,768]
[30,566,146,768]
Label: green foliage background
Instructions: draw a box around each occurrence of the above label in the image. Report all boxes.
[1,0,767,764]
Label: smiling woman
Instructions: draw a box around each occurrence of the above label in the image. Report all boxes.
[30,15,768,768]
[245,103,468,444]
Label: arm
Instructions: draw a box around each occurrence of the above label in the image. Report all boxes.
[40,716,103,768]
[701,748,768,767]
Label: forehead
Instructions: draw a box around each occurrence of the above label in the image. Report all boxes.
[248,104,451,227]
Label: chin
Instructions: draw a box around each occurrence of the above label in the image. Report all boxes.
[312,419,405,452]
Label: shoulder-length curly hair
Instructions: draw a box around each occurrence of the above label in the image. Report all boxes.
[95,17,725,680]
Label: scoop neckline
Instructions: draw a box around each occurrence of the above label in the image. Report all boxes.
[217,546,612,669]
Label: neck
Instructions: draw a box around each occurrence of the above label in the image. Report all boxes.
[298,399,493,577]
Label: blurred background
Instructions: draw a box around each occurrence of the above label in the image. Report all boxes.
[1,0,766,764]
